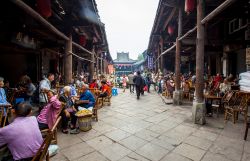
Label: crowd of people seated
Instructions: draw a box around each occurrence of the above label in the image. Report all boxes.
[0,72,113,160]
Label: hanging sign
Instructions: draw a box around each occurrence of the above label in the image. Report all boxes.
[12,32,37,49]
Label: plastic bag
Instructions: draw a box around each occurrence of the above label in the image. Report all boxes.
[48,144,59,157]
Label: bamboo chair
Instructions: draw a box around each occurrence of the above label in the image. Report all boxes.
[244,118,250,140]
[102,86,112,106]
[224,92,248,124]
[212,91,234,117]
[31,131,53,161]
[92,96,101,122]
[0,105,11,127]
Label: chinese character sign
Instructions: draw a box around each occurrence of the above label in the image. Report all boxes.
[148,56,153,69]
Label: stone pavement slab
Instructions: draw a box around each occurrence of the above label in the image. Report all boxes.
[60,142,95,160]
[73,151,108,161]
[105,129,131,142]
[119,135,148,151]
[120,152,150,161]
[99,143,131,161]
[135,143,169,161]
[135,129,160,141]
[86,135,114,150]
[160,152,192,161]
[173,143,206,161]
[201,152,233,161]
[184,135,213,150]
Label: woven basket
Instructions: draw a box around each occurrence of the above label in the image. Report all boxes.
[77,114,92,132]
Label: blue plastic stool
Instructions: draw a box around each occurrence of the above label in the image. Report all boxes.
[112,88,118,96]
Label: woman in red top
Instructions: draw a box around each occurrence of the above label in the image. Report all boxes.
[99,80,110,97]
[89,79,98,89]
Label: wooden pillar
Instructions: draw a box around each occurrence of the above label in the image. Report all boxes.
[160,38,164,71]
[173,6,183,105]
[196,0,205,103]
[175,7,182,91]
[64,33,72,84]
[96,53,99,75]
[89,52,95,81]
[157,46,160,73]
[100,56,103,74]
[192,0,206,125]
[175,39,181,91]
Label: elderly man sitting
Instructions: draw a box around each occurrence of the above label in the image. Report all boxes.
[75,84,95,111]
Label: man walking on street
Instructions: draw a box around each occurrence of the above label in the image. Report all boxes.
[128,72,134,93]
[133,71,144,100]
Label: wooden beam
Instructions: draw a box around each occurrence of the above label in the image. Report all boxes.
[72,42,93,55]
[201,0,237,24]
[153,7,165,33]
[64,33,72,84]
[162,2,176,8]
[163,8,177,30]
[10,0,69,41]
[11,0,94,55]
[70,52,95,63]
[178,26,197,41]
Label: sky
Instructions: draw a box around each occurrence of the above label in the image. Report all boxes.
[96,0,159,60]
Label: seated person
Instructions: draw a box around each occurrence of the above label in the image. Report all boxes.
[0,77,10,106]
[37,90,61,130]
[0,77,11,126]
[89,79,98,89]
[166,79,175,95]
[75,84,95,111]
[60,79,77,98]
[219,79,231,96]
[69,79,77,98]
[182,80,190,98]
[99,80,110,97]
[25,77,36,103]
[59,86,79,134]
[0,102,43,161]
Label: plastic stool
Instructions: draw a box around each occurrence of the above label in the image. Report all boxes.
[112,88,118,96]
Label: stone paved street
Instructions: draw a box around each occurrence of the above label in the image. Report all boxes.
[52,89,250,161]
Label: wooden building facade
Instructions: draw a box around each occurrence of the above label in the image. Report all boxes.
[148,0,249,76]
[147,0,250,123]
[0,0,112,85]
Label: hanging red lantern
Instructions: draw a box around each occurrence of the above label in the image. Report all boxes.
[79,35,86,46]
[185,0,195,14]
[167,25,174,35]
[37,0,52,18]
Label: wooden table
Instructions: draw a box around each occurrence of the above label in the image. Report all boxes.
[204,95,223,117]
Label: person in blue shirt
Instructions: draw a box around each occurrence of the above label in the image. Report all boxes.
[0,77,11,126]
[0,77,10,106]
[75,84,95,111]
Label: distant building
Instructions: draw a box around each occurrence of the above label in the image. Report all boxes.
[133,50,149,72]
[113,52,136,75]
